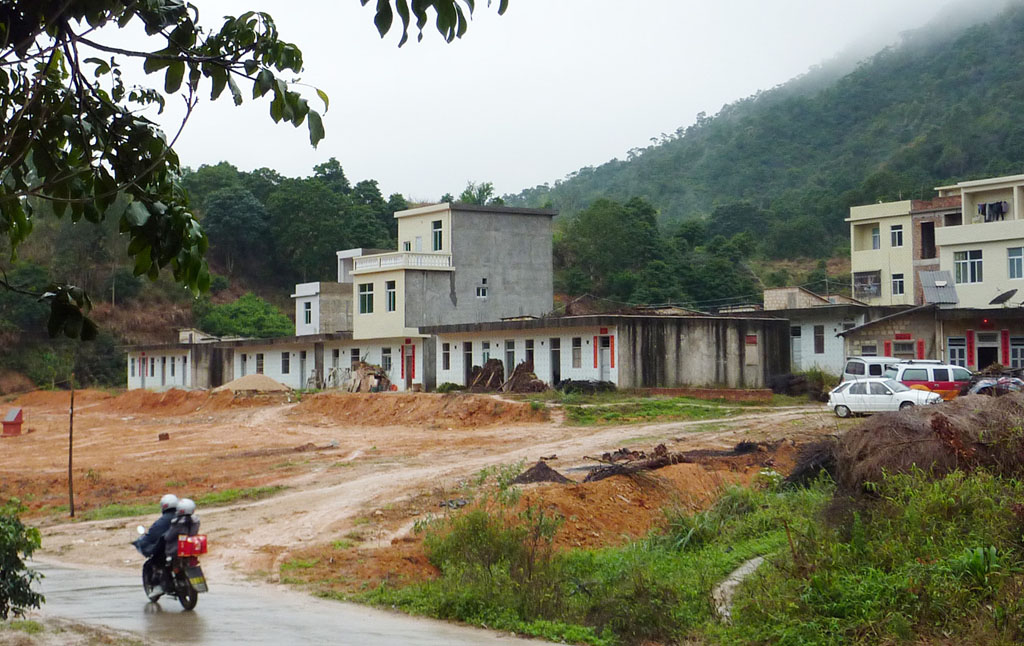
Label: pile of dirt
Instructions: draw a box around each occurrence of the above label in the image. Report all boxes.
[292,392,547,428]
[104,388,213,415]
[14,389,112,407]
[511,460,573,485]
[213,374,291,393]
[835,393,1024,494]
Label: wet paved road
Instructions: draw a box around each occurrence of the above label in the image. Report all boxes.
[32,561,554,645]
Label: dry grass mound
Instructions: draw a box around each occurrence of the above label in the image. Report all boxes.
[292,392,547,428]
[835,393,1024,494]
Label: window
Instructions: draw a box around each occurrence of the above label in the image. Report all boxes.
[893,342,915,358]
[948,337,966,366]
[382,347,392,372]
[170,358,175,377]
[332,348,339,368]
[813,325,824,354]
[890,224,903,247]
[303,301,312,325]
[871,226,880,250]
[891,273,904,296]
[182,355,186,374]
[902,368,928,381]
[386,281,397,312]
[525,339,534,363]
[954,250,983,284]
[350,348,360,368]
[476,277,488,298]
[868,364,884,376]
[932,368,949,381]
[150,357,155,377]
[505,339,515,376]
[853,271,881,299]
[571,337,582,369]
[920,221,936,259]
[281,352,290,374]
[1011,337,1024,369]
[790,326,801,338]
[432,220,442,251]
[442,343,450,370]
[130,357,136,377]
[860,344,877,356]
[256,353,264,374]
[359,283,374,313]
[845,361,865,375]
[1010,247,1023,280]
[849,382,867,395]
[869,382,891,395]
[403,241,411,251]
[482,341,490,362]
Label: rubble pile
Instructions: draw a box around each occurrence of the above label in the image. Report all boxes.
[499,360,547,393]
[583,442,781,483]
[511,460,573,485]
[335,362,392,393]
[468,359,506,391]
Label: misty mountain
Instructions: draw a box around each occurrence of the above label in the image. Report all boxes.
[506,2,1024,258]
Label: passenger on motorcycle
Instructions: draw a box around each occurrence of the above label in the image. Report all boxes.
[163,497,201,558]
[134,494,177,557]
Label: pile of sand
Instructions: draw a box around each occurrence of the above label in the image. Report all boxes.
[213,374,291,393]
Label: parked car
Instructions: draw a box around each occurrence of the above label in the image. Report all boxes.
[841,356,902,382]
[827,378,942,417]
[882,361,972,400]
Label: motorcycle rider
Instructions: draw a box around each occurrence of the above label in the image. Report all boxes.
[158,498,201,593]
[134,494,177,599]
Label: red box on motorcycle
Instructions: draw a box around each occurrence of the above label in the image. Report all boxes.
[177,535,208,557]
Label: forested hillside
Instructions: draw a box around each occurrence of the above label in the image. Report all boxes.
[508,3,1024,259]
[0,161,406,390]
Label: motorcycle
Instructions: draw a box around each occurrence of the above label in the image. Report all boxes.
[133,525,209,610]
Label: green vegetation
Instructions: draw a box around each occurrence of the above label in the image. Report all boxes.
[348,468,1024,645]
[563,397,744,426]
[195,485,287,507]
[193,293,293,338]
[81,502,155,522]
[0,501,43,620]
[510,4,1024,271]
[2,619,43,634]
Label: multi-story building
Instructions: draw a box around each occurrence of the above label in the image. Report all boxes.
[843,173,1024,370]
[126,202,789,392]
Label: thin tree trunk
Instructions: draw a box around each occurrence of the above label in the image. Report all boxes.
[68,373,75,518]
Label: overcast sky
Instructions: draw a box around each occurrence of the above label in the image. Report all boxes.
[136,0,991,201]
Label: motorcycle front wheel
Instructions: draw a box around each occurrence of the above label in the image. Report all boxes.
[142,561,162,601]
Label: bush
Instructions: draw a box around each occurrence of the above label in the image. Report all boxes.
[196,292,293,338]
[435,382,465,394]
[0,501,43,619]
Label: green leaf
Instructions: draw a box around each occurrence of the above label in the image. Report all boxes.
[308,110,324,147]
[165,61,184,93]
[125,201,151,226]
[374,0,393,36]
[316,88,329,112]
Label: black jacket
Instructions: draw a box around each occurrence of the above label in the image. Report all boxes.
[137,508,175,557]
[163,513,201,558]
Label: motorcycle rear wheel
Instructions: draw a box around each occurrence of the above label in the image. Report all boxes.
[176,574,198,610]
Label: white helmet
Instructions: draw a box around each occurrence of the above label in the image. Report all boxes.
[176,498,196,516]
[160,494,178,511]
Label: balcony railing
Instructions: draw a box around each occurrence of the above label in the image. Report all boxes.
[352,251,453,273]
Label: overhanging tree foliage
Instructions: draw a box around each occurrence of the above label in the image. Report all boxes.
[0,500,43,620]
[0,0,505,339]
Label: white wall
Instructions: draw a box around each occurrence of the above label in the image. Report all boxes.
[789,312,863,376]
[323,337,425,391]
[127,350,191,390]
[434,326,619,387]
[233,343,316,390]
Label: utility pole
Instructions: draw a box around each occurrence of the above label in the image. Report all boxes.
[68,372,75,518]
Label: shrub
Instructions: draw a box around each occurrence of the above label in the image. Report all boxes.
[0,500,44,619]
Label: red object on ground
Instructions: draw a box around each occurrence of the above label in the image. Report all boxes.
[2,408,23,436]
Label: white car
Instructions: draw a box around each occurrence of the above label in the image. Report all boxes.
[827,378,942,418]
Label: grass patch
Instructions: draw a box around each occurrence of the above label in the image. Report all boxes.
[195,485,286,506]
[4,620,43,634]
[281,557,319,571]
[332,538,355,550]
[564,397,742,426]
[349,467,1024,645]
[81,502,154,521]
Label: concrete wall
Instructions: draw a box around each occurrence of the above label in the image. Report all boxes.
[764,288,827,311]
[419,210,552,326]
[352,269,413,339]
[849,200,915,306]
[127,349,192,390]
[615,318,789,389]
[843,310,937,362]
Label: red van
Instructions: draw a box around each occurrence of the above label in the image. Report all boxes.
[883,361,972,400]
